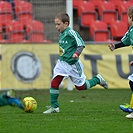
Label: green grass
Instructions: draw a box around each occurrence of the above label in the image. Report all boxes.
[0,89,133,133]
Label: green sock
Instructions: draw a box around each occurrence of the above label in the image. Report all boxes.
[85,76,100,89]
[50,88,59,108]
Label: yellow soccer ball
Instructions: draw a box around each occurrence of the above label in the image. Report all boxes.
[23,97,37,113]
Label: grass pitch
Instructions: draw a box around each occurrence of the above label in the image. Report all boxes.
[0,89,133,133]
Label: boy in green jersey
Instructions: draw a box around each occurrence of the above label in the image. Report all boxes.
[0,89,24,109]
[108,6,133,119]
[43,12,108,114]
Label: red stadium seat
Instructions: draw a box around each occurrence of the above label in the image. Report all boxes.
[14,1,33,23]
[110,0,127,11]
[88,0,104,16]
[79,1,98,27]
[93,30,110,42]
[121,12,128,25]
[118,1,132,25]
[110,20,128,41]
[98,1,118,25]
[0,1,13,25]
[90,20,110,42]
[73,0,83,9]
[25,20,51,43]
[117,1,132,17]
[6,20,25,43]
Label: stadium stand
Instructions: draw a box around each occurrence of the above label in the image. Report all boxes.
[73,0,83,10]
[118,1,132,24]
[6,20,26,43]
[115,0,132,16]
[0,1,13,26]
[90,20,110,42]
[110,0,124,11]
[89,0,104,17]
[0,22,2,42]
[25,20,51,43]
[0,0,131,43]
[0,0,51,43]
[98,1,118,26]
[79,1,98,27]
[73,0,130,42]
[110,20,128,41]
[14,1,33,23]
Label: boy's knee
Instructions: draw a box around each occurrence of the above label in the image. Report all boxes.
[51,76,64,89]
[75,84,86,91]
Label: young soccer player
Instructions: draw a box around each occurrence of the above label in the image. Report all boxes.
[43,12,108,114]
[108,6,133,119]
[0,89,24,109]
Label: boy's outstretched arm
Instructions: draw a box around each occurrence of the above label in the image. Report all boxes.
[108,41,127,51]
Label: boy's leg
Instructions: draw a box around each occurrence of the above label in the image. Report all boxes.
[84,74,108,90]
[125,80,133,119]
[50,87,59,108]
[7,97,24,109]
[129,80,133,108]
[0,89,24,109]
[119,80,133,113]
[0,92,9,106]
[0,89,17,106]
[43,75,64,114]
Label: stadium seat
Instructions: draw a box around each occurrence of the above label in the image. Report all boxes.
[6,20,25,43]
[98,1,118,25]
[110,20,128,41]
[90,20,110,42]
[93,30,110,42]
[121,12,128,25]
[79,1,98,27]
[25,20,51,43]
[73,0,83,10]
[14,1,33,23]
[118,1,132,25]
[88,0,104,16]
[110,0,127,11]
[0,1,13,25]
[117,1,132,17]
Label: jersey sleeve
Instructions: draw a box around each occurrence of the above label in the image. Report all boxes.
[121,27,133,46]
[69,29,85,47]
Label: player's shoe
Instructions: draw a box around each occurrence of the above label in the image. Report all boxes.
[96,74,108,89]
[126,112,133,119]
[7,97,24,110]
[43,107,60,114]
[6,89,16,98]
[119,103,133,113]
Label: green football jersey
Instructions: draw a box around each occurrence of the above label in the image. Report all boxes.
[121,26,133,46]
[58,27,85,65]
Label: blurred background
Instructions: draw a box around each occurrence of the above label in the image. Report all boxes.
[0,0,132,44]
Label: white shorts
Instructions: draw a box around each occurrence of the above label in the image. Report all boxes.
[128,74,133,82]
[53,59,86,86]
